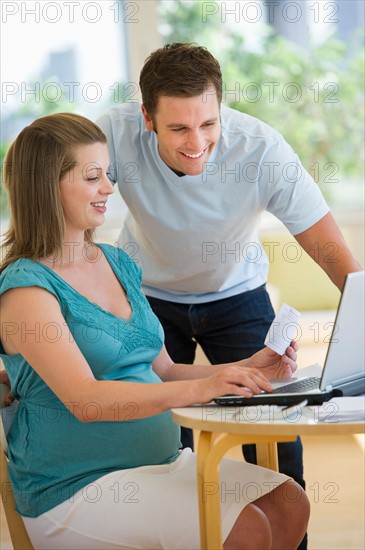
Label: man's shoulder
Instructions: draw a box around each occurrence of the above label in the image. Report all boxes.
[220,105,281,143]
[97,101,143,127]
[96,101,146,151]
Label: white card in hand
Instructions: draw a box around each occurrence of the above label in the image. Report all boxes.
[264,303,301,355]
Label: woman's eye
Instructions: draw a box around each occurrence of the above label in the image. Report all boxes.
[87,177,99,183]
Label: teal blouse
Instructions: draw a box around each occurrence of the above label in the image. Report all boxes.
[0,244,181,517]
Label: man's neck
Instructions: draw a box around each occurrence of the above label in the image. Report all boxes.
[170,168,186,177]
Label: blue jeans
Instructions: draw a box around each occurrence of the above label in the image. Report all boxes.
[147,286,307,549]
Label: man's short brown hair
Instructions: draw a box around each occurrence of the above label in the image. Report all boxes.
[139,43,222,118]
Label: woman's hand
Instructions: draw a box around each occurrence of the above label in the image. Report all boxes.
[247,341,299,380]
[195,365,274,402]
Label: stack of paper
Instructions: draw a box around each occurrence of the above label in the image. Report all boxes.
[309,396,365,423]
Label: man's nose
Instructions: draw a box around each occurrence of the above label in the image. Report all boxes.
[185,130,205,151]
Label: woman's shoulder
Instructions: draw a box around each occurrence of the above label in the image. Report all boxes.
[0,258,59,296]
[1,257,43,281]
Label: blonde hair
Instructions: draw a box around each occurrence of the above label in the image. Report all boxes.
[1,112,107,271]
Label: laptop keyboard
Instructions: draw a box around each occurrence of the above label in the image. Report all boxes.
[271,377,321,394]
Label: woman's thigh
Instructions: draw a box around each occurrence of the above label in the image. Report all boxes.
[23,449,289,550]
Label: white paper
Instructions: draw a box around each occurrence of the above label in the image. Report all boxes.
[309,396,365,423]
[265,303,301,355]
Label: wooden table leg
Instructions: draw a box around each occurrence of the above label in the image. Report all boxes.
[256,442,279,471]
[197,433,258,549]
[196,433,297,549]
[196,430,214,550]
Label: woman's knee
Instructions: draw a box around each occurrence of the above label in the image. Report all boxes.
[280,480,310,521]
[224,503,272,550]
[253,480,310,547]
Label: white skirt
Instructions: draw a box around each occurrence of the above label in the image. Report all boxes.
[23,448,290,549]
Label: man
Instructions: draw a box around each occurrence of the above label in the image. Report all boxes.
[97,43,361,549]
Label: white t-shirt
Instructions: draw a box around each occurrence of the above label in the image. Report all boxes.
[97,103,329,303]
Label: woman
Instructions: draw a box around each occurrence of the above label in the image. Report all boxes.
[0,113,309,549]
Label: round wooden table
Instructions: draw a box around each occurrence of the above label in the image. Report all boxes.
[172,403,364,549]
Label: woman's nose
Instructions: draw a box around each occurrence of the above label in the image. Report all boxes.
[101,175,115,194]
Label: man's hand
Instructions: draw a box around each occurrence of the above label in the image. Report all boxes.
[246,340,299,380]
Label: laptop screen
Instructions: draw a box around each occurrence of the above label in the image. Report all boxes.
[320,271,365,390]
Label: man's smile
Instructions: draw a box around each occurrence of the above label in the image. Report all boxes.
[180,147,208,159]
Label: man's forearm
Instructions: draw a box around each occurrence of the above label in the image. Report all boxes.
[295,212,362,291]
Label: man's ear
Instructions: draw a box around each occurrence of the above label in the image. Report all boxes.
[141,105,154,132]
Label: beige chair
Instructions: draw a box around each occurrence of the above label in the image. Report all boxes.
[0,383,34,550]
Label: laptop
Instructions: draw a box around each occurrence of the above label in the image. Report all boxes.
[215,271,365,406]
